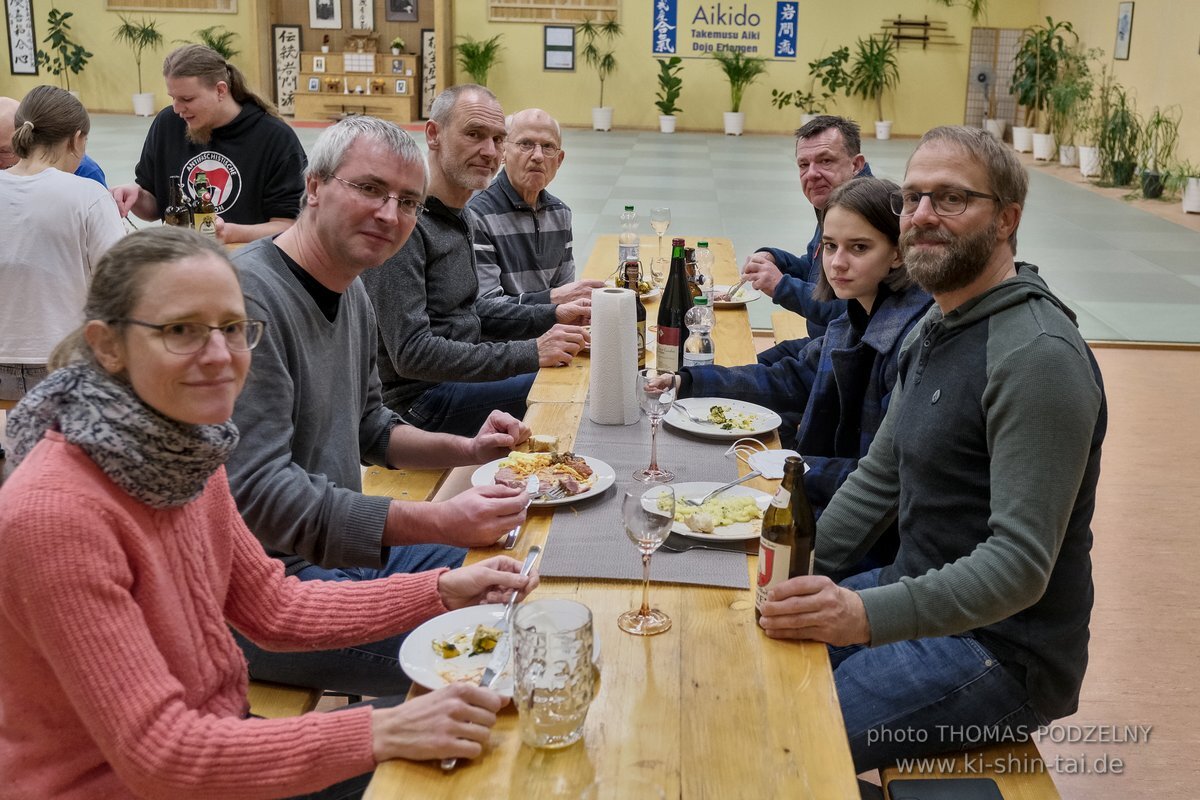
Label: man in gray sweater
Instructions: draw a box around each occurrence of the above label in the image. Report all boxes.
[228,117,532,696]
[757,127,1107,770]
[361,85,589,437]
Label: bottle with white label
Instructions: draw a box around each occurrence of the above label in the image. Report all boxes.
[755,456,814,621]
[618,205,640,267]
[682,296,715,368]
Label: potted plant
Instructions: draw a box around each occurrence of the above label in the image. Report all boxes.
[1046,45,1101,168]
[654,56,684,133]
[321,35,330,54]
[847,34,900,139]
[1166,161,1200,213]
[454,34,503,87]
[770,46,850,125]
[1075,97,1102,178]
[578,17,622,131]
[391,36,405,55]
[192,25,240,59]
[36,8,92,96]
[1139,105,1181,199]
[712,50,768,135]
[113,16,163,116]
[1010,17,1076,156]
[1097,80,1140,187]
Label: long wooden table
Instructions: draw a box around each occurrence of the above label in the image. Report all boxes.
[365,236,857,799]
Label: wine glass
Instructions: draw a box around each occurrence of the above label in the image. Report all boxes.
[618,485,675,636]
[634,368,675,483]
[649,207,671,286]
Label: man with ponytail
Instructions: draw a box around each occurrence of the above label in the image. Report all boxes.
[111,45,306,244]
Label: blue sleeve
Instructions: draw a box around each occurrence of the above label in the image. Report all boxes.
[758,235,846,335]
[684,336,823,420]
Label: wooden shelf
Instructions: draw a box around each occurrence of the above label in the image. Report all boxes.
[880,16,957,49]
[293,51,419,124]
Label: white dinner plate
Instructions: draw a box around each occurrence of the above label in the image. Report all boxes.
[603,280,661,300]
[646,482,772,541]
[470,454,616,506]
[398,604,603,698]
[712,284,763,306]
[663,398,782,441]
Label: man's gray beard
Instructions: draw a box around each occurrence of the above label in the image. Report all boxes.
[185,126,213,146]
[901,218,998,295]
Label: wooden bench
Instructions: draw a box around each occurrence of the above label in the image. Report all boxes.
[880,740,1061,799]
[770,309,809,345]
[246,680,323,719]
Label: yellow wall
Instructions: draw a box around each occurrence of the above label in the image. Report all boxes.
[0,0,264,114]
[452,0,1039,137]
[1040,0,1200,164]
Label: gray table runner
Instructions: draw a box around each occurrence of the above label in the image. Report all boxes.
[538,407,752,589]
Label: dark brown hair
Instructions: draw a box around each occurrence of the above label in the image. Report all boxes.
[11,85,90,159]
[812,177,912,302]
[795,115,862,157]
[163,44,280,120]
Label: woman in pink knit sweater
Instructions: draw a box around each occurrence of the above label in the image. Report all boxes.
[0,228,537,799]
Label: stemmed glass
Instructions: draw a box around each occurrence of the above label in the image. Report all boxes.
[634,368,675,483]
[618,486,675,636]
[649,207,671,286]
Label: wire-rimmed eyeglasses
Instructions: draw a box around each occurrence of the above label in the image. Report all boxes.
[511,140,560,158]
[889,188,999,217]
[117,319,267,355]
[332,175,426,217]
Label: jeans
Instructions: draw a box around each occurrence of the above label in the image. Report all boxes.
[0,363,49,402]
[404,373,536,437]
[236,543,466,697]
[831,569,1048,772]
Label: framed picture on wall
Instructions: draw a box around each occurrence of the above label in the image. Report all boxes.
[307,77,320,92]
[5,0,39,76]
[271,24,301,114]
[395,79,408,94]
[391,58,404,73]
[312,56,326,73]
[310,0,342,30]
[544,25,574,71]
[386,0,417,22]
[1114,1,1135,60]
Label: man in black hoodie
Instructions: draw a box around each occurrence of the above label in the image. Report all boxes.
[111,45,306,245]
[758,126,1107,771]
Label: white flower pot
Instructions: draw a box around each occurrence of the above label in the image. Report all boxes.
[800,113,820,126]
[391,47,400,55]
[874,120,892,140]
[321,45,329,53]
[132,92,155,117]
[1012,126,1034,152]
[1058,145,1078,168]
[1032,133,1056,161]
[984,118,1006,141]
[1078,145,1101,178]
[592,106,613,131]
[723,111,745,136]
[1183,177,1200,214]
[658,115,676,134]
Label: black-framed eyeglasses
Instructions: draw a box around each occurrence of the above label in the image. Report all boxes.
[331,175,426,217]
[890,188,1000,217]
[511,140,560,158]
[117,319,267,354]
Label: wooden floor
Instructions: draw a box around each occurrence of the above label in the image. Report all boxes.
[1,345,1195,798]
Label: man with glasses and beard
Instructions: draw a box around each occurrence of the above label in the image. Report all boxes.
[467,107,604,305]
[757,126,1107,773]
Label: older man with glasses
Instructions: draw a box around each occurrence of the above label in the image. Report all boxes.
[361,86,589,437]
[225,116,535,698]
[467,107,604,305]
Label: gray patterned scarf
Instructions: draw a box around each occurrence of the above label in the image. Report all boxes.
[6,363,239,509]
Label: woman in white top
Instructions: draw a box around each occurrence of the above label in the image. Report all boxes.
[0,85,124,403]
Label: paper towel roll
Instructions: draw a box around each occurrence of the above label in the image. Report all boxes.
[588,287,639,425]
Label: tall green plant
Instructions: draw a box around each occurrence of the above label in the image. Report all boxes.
[654,57,684,117]
[1010,17,1077,134]
[771,46,850,115]
[1096,79,1140,186]
[1141,106,1181,174]
[454,34,504,87]
[1046,45,1101,147]
[578,18,622,108]
[114,16,164,96]
[191,26,240,60]
[848,34,899,123]
[36,8,92,92]
[712,50,767,113]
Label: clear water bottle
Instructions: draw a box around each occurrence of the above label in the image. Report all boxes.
[694,241,715,301]
[682,295,716,368]
[618,205,640,266]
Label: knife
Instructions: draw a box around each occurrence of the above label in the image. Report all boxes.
[441,546,542,771]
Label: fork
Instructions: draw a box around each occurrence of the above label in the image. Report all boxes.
[672,401,713,426]
[680,471,763,507]
[503,476,540,550]
[534,485,568,502]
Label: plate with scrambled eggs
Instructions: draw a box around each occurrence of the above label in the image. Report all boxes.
[663,398,782,440]
[649,482,772,540]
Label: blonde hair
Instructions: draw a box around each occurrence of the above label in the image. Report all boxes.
[163,44,280,120]
[11,85,89,159]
